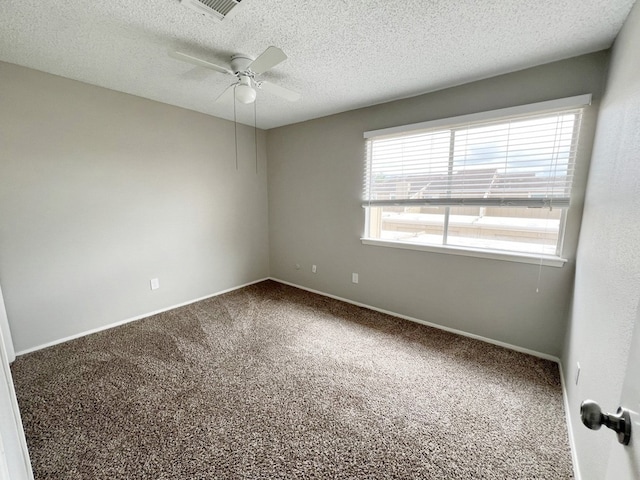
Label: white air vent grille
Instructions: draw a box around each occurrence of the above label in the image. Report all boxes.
[181,0,243,22]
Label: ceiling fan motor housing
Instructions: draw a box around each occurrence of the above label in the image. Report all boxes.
[230,54,253,74]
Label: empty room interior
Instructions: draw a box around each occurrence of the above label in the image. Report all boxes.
[1,1,640,479]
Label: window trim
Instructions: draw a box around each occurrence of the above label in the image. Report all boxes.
[360,238,568,267]
[361,94,592,264]
[363,94,592,139]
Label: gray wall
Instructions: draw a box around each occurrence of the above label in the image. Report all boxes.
[562,1,640,478]
[267,53,608,357]
[0,62,269,353]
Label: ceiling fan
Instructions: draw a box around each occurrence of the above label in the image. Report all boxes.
[170,46,301,104]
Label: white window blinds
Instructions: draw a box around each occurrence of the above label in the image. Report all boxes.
[364,98,588,209]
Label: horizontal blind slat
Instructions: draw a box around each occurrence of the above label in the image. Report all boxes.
[362,197,571,208]
[365,109,582,204]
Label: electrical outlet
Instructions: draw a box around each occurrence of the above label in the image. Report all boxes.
[575,362,581,385]
[150,278,160,290]
[352,273,359,284]
[312,265,317,273]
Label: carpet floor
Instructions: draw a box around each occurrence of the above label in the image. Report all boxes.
[11,280,573,479]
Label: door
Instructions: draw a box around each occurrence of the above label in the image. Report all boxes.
[0,287,14,363]
[605,301,640,478]
[0,289,32,480]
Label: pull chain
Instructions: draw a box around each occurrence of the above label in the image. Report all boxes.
[254,98,258,174]
[233,85,239,171]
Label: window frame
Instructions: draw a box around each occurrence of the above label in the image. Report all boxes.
[361,94,592,267]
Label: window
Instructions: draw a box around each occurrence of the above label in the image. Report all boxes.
[362,95,591,264]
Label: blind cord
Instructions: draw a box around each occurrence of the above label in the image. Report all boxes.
[537,114,565,293]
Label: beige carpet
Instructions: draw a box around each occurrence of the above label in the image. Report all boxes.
[11,280,573,479]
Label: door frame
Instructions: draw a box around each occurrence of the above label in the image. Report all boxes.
[0,285,33,479]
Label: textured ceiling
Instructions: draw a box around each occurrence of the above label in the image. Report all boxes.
[0,0,636,129]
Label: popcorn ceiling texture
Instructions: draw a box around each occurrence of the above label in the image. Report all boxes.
[12,281,573,479]
[0,0,634,129]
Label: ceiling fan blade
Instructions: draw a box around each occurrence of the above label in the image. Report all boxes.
[248,46,287,74]
[214,84,236,103]
[169,51,233,75]
[260,81,301,102]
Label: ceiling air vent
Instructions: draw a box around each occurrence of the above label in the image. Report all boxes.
[181,0,244,22]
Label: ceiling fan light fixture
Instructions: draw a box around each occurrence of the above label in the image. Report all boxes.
[235,83,256,104]
[235,76,256,104]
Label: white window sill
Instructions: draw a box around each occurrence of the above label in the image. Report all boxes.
[360,238,568,267]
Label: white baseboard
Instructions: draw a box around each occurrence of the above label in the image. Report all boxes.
[558,362,581,480]
[18,276,560,363]
[269,277,560,363]
[15,277,270,356]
